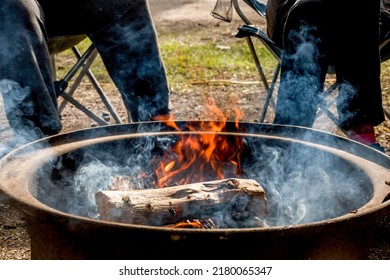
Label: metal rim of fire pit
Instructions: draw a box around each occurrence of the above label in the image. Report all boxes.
[1,121,389,234]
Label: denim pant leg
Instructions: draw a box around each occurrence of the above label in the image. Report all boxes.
[273,0,329,127]
[0,0,62,140]
[333,0,384,130]
[88,2,171,122]
[273,0,384,129]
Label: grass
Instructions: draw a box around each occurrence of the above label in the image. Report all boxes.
[54,28,389,111]
[54,31,279,91]
[160,35,275,83]
[158,29,280,89]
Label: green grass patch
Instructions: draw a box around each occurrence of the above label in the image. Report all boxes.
[160,34,278,85]
[54,33,279,90]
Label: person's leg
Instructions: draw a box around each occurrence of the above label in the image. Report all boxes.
[273,0,330,127]
[40,0,171,122]
[333,0,384,144]
[88,0,171,122]
[0,0,62,145]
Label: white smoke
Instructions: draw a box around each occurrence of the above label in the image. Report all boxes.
[35,130,373,228]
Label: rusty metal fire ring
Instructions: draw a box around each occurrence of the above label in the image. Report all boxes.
[0,122,389,259]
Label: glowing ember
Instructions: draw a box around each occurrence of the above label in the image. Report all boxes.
[166,219,218,229]
[153,95,244,188]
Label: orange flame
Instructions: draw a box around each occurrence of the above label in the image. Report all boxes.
[153,95,244,188]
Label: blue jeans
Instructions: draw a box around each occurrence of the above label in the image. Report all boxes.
[268,0,384,130]
[0,0,171,141]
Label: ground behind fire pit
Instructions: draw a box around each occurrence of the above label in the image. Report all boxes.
[0,0,389,260]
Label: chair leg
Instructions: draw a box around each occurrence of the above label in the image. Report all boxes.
[70,46,123,124]
[245,36,277,122]
[57,46,97,113]
[260,63,280,122]
[55,44,124,126]
[315,83,339,123]
[59,91,110,126]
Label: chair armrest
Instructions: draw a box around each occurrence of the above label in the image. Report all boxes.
[243,0,267,18]
[236,24,282,60]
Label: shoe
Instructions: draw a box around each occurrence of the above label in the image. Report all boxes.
[345,124,376,146]
[345,124,387,153]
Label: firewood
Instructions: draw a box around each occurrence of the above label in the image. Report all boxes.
[95,178,268,228]
[165,219,218,229]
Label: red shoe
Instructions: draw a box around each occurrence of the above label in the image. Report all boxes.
[345,124,376,146]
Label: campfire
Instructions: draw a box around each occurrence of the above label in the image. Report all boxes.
[93,96,270,229]
[0,117,389,259]
[35,104,385,229]
[154,95,245,188]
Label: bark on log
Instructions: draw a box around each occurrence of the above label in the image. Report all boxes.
[95,178,268,228]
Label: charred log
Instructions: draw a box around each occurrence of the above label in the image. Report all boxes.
[95,178,268,228]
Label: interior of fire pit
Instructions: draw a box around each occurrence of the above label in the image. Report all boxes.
[33,132,374,228]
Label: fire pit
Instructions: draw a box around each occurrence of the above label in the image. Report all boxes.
[0,121,389,259]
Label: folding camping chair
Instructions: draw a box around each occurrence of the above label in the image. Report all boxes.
[211,0,341,126]
[211,0,390,130]
[48,35,125,126]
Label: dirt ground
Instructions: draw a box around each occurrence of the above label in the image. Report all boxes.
[1,0,389,260]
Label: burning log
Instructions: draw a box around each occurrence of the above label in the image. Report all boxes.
[166,219,218,229]
[95,178,268,228]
